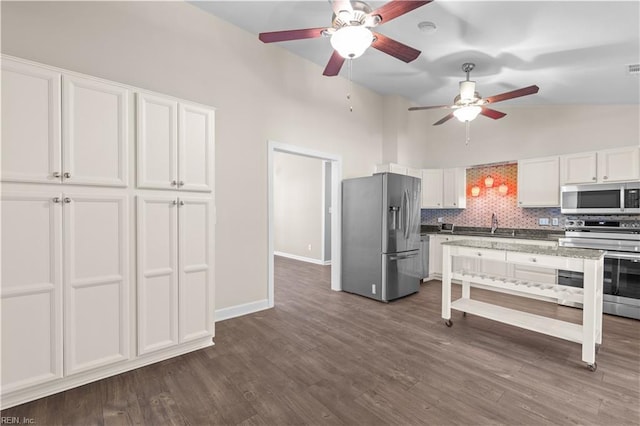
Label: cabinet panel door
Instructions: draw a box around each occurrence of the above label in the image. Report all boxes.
[64,194,129,375]
[1,193,63,392]
[517,157,560,207]
[136,196,179,355]
[1,59,62,184]
[421,169,443,208]
[560,152,597,184]
[443,168,466,208]
[597,146,640,183]
[178,197,214,342]
[137,93,178,190]
[63,75,128,187]
[179,103,214,192]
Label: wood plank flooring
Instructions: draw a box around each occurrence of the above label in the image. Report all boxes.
[2,255,639,425]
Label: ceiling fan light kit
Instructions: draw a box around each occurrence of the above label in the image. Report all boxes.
[330,25,374,59]
[453,105,482,122]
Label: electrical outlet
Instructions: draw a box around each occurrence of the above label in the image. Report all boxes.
[371,284,376,295]
[437,217,444,223]
[552,217,559,226]
[538,218,550,226]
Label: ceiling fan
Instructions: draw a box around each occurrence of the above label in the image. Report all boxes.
[258,0,432,76]
[409,63,540,125]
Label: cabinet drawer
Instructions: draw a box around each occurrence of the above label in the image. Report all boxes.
[506,252,583,271]
[455,247,506,261]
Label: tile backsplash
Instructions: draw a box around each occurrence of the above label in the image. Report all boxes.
[421,163,563,230]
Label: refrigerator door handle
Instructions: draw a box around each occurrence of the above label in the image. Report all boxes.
[403,189,410,240]
[389,251,419,261]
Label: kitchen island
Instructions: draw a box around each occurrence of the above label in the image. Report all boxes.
[441,239,605,370]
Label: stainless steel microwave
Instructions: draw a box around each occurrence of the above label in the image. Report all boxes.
[561,182,640,214]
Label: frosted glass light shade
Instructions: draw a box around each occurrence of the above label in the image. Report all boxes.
[453,105,482,122]
[471,186,480,197]
[498,183,509,194]
[330,26,373,59]
[484,175,494,188]
[459,80,476,102]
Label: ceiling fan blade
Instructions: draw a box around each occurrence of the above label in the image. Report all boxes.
[323,51,346,76]
[434,113,455,126]
[408,105,451,111]
[484,85,540,104]
[369,0,433,24]
[371,32,421,63]
[480,107,507,120]
[259,28,326,43]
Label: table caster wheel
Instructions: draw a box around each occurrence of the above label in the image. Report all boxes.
[462,312,467,317]
[445,319,453,327]
[587,362,597,372]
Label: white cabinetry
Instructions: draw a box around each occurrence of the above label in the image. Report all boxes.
[421,168,466,209]
[1,192,129,391]
[137,93,214,192]
[560,146,640,184]
[137,196,214,355]
[1,59,129,187]
[517,156,560,207]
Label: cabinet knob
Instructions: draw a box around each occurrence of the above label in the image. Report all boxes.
[603,176,608,180]
[63,197,72,203]
[52,197,61,203]
[477,252,482,257]
[63,172,71,179]
[592,177,596,181]
[178,181,185,187]
[172,200,178,205]
[52,172,61,178]
[179,200,185,206]
[171,180,177,186]
[519,201,523,204]
[453,203,456,206]
[530,257,537,263]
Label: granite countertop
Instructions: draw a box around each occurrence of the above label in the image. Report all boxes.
[420,225,563,241]
[442,239,605,260]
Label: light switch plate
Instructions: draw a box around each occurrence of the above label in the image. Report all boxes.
[539,218,550,226]
[552,217,559,226]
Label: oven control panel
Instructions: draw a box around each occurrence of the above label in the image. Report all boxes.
[565,219,640,230]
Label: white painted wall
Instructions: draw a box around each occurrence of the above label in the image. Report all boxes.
[399,104,640,168]
[273,152,323,261]
[1,1,383,311]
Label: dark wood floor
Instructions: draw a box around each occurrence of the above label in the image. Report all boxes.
[3,256,639,425]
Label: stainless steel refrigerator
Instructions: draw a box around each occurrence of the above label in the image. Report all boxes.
[342,172,422,302]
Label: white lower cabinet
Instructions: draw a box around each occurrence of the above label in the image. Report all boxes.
[1,192,129,392]
[137,195,214,355]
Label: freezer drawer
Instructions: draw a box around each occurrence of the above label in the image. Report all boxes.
[383,250,421,301]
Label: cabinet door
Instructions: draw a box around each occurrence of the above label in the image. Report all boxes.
[443,168,466,208]
[517,157,560,207]
[406,167,422,178]
[136,196,179,355]
[178,103,214,192]
[597,146,640,183]
[178,197,214,342]
[64,194,129,375]
[1,193,63,392]
[63,75,129,187]
[1,59,62,184]
[429,235,449,275]
[137,93,179,190]
[421,169,443,208]
[560,152,597,184]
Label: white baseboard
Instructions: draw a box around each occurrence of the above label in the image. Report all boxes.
[274,251,327,265]
[215,299,270,322]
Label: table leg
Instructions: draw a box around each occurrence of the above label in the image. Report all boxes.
[442,245,452,321]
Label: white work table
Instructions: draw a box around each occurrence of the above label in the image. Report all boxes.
[441,239,605,371]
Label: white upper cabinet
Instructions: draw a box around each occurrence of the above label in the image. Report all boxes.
[137,93,214,192]
[518,156,560,207]
[597,146,640,183]
[63,76,129,187]
[421,168,466,209]
[1,59,62,184]
[560,146,640,184]
[1,58,129,187]
[375,163,407,175]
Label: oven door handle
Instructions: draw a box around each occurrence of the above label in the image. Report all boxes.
[605,252,640,261]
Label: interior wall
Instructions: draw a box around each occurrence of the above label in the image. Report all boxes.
[0,1,384,311]
[399,104,640,168]
[273,152,323,261]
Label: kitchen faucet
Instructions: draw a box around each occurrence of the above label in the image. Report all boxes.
[491,213,498,234]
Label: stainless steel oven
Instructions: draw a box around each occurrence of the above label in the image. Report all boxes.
[558,219,640,320]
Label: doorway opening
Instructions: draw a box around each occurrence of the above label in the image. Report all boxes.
[267,141,342,308]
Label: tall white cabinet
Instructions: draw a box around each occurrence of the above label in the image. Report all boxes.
[1,55,215,410]
[137,196,214,355]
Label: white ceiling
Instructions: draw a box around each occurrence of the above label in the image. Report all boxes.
[191,1,640,107]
